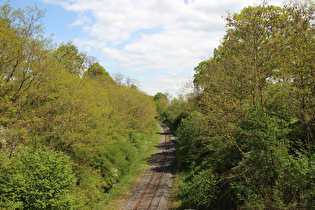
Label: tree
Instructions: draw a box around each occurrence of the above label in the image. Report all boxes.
[153,92,169,118]
[0,2,162,209]
[55,41,89,76]
[0,3,55,157]
[279,0,315,149]
[113,72,124,85]
[84,62,115,84]
[173,2,315,209]
[125,76,139,89]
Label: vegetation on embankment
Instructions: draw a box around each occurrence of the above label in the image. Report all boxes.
[0,3,158,209]
[157,1,315,209]
[93,124,161,209]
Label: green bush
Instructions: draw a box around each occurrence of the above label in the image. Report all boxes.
[231,111,313,209]
[0,150,76,209]
[188,169,220,209]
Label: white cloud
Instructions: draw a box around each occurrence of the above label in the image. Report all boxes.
[44,0,285,96]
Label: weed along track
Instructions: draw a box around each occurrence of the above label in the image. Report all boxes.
[123,123,175,210]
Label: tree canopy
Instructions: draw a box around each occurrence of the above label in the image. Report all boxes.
[163,1,315,209]
[0,2,157,208]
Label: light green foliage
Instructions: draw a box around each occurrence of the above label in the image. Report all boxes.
[279,1,315,148]
[84,62,115,84]
[0,150,76,209]
[0,2,158,209]
[154,92,196,133]
[0,3,56,158]
[109,86,157,134]
[153,92,169,120]
[55,41,88,76]
[163,96,190,132]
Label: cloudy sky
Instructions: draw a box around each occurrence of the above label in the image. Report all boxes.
[10,0,284,97]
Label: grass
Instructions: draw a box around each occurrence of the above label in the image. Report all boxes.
[168,154,182,210]
[168,172,182,209]
[93,124,161,210]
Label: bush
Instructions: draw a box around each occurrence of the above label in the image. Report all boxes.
[188,169,220,209]
[0,150,77,209]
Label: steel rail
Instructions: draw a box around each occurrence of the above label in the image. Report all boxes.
[134,123,171,210]
[148,125,171,209]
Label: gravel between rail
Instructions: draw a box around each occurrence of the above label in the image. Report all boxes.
[122,123,176,210]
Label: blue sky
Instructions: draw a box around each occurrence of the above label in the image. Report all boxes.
[9,0,283,97]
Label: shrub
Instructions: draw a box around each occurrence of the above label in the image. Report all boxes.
[0,150,77,209]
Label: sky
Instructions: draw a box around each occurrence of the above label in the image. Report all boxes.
[9,0,284,97]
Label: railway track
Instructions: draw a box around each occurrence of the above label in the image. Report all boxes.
[123,123,175,210]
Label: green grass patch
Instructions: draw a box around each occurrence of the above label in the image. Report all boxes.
[168,172,182,209]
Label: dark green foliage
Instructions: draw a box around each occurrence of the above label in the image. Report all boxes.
[232,111,310,208]
[163,1,315,209]
[179,168,221,209]
[174,110,314,209]
[190,169,220,209]
[176,117,202,166]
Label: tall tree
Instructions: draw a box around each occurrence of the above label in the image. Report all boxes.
[0,3,55,157]
[280,0,315,148]
[55,41,89,76]
[84,62,115,84]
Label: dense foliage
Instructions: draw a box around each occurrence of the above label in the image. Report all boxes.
[0,3,157,209]
[161,1,315,209]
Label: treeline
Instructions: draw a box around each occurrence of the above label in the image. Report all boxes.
[0,3,157,209]
[158,1,315,209]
